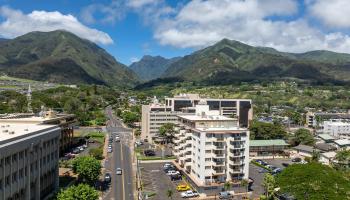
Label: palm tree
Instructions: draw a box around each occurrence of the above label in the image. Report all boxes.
[223,181,231,191]
[262,173,276,198]
[241,179,249,198]
[167,189,173,200]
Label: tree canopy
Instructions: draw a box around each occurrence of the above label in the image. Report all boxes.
[57,184,99,200]
[72,156,101,185]
[276,163,350,200]
[292,128,315,146]
[249,120,287,140]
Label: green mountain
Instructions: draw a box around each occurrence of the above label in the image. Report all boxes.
[0,30,139,86]
[129,55,181,81]
[163,39,350,84]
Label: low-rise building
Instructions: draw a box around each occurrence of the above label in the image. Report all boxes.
[0,111,76,155]
[173,103,249,194]
[249,140,289,157]
[333,139,350,149]
[0,122,61,200]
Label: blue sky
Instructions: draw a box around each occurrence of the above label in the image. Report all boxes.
[1,0,350,65]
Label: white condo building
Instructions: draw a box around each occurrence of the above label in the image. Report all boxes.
[173,102,249,192]
[323,120,350,139]
[141,94,252,143]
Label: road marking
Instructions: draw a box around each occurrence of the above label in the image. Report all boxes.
[120,142,125,200]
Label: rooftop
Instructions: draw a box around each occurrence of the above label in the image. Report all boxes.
[177,114,235,121]
[250,139,289,147]
[334,139,350,146]
[318,134,335,141]
[169,93,251,101]
[324,121,350,126]
[0,123,58,143]
[293,144,319,153]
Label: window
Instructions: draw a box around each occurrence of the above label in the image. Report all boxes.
[12,154,17,162]
[205,150,211,153]
[19,169,24,179]
[19,151,24,160]
[5,156,10,165]
[205,166,211,169]
[12,172,17,183]
[205,142,212,145]
[205,158,211,161]
[5,176,10,186]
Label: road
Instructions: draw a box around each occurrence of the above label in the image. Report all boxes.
[104,106,134,200]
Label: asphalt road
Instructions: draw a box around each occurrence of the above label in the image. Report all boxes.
[104,106,134,200]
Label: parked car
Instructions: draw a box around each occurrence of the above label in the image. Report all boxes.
[135,140,143,146]
[255,159,267,166]
[82,144,88,148]
[116,168,122,175]
[88,140,95,143]
[181,190,199,198]
[292,157,302,162]
[170,174,182,181]
[164,167,176,173]
[176,184,191,191]
[272,168,282,175]
[219,191,233,199]
[144,150,156,156]
[107,148,113,153]
[166,170,180,176]
[282,163,290,167]
[104,173,111,183]
[163,163,174,169]
[72,148,80,154]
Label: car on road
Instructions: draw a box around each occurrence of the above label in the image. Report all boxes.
[176,184,191,191]
[181,190,199,198]
[135,140,143,146]
[219,191,233,199]
[166,170,180,176]
[107,148,113,153]
[104,173,111,183]
[116,168,122,175]
[170,174,182,181]
[115,136,120,142]
[144,149,156,156]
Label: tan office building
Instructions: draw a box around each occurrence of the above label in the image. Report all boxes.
[0,122,61,200]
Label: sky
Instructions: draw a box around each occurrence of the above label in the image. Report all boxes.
[0,0,350,65]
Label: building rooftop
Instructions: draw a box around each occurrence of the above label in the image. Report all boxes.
[334,139,350,146]
[195,127,247,132]
[250,140,289,147]
[0,114,75,124]
[178,114,235,121]
[0,123,58,143]
[169,93,251,101]
[293,144,319,153]
[318,134,335,141]
[324,121,350,126]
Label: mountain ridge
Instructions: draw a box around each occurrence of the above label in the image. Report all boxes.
[0,30,139,86]
[162,38,350,85]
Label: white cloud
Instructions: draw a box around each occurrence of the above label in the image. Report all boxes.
[0,6,113,45]
[126,0,161,8]
[140,0,350,53]
[308,0,350,28]
[80,1,125,25]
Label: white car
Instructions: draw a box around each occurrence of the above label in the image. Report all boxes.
[115,136,120,142]
[181,190,199,198]
[163,163,173,169]
[116,168,122,175]
[166,170,180,176]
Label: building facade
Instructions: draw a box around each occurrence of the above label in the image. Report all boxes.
[323,120,350,139]
[141,94,252,142]
[173,103,249,192]
[0,123,61,200]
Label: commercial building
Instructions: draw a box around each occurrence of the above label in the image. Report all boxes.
[249,140,289,157]
[323,120,350,139]
[0,111,76,155]
[141,94,252,142]
[0,122,61,200]
[172,102,249,193]
[305,111,350,128]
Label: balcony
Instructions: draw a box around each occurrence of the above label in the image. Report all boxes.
[213,161,225,167]
[213,145,226,150]
[212,169,226,176]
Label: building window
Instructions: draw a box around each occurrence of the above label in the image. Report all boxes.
[205,150,211,153]
[12,154,17,162]
[19,169,24,179]
[205,158,211,161]
[12,172,17,183]
[205,142,212,145]
[5,176,10,186]
[19,151,24,160]
[205,166,211,169]
[5,156,10,165]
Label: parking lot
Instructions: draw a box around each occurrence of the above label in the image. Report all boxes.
[140,162,184,200]
[249,158,294,198]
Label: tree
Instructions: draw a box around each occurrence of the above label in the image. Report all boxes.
[311,149,320,162]
[276,163,350,200]
[57,184,99,200]
[72,156,101,185]
[241,179,249,198]
[166,189,173,200]
[249,120,287,140]
[223,181,231,191]
[335,149,350,169]
[159,123,176,143]
[292,128,315,146]
[262,173,276,198]
[89,148,104,160]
